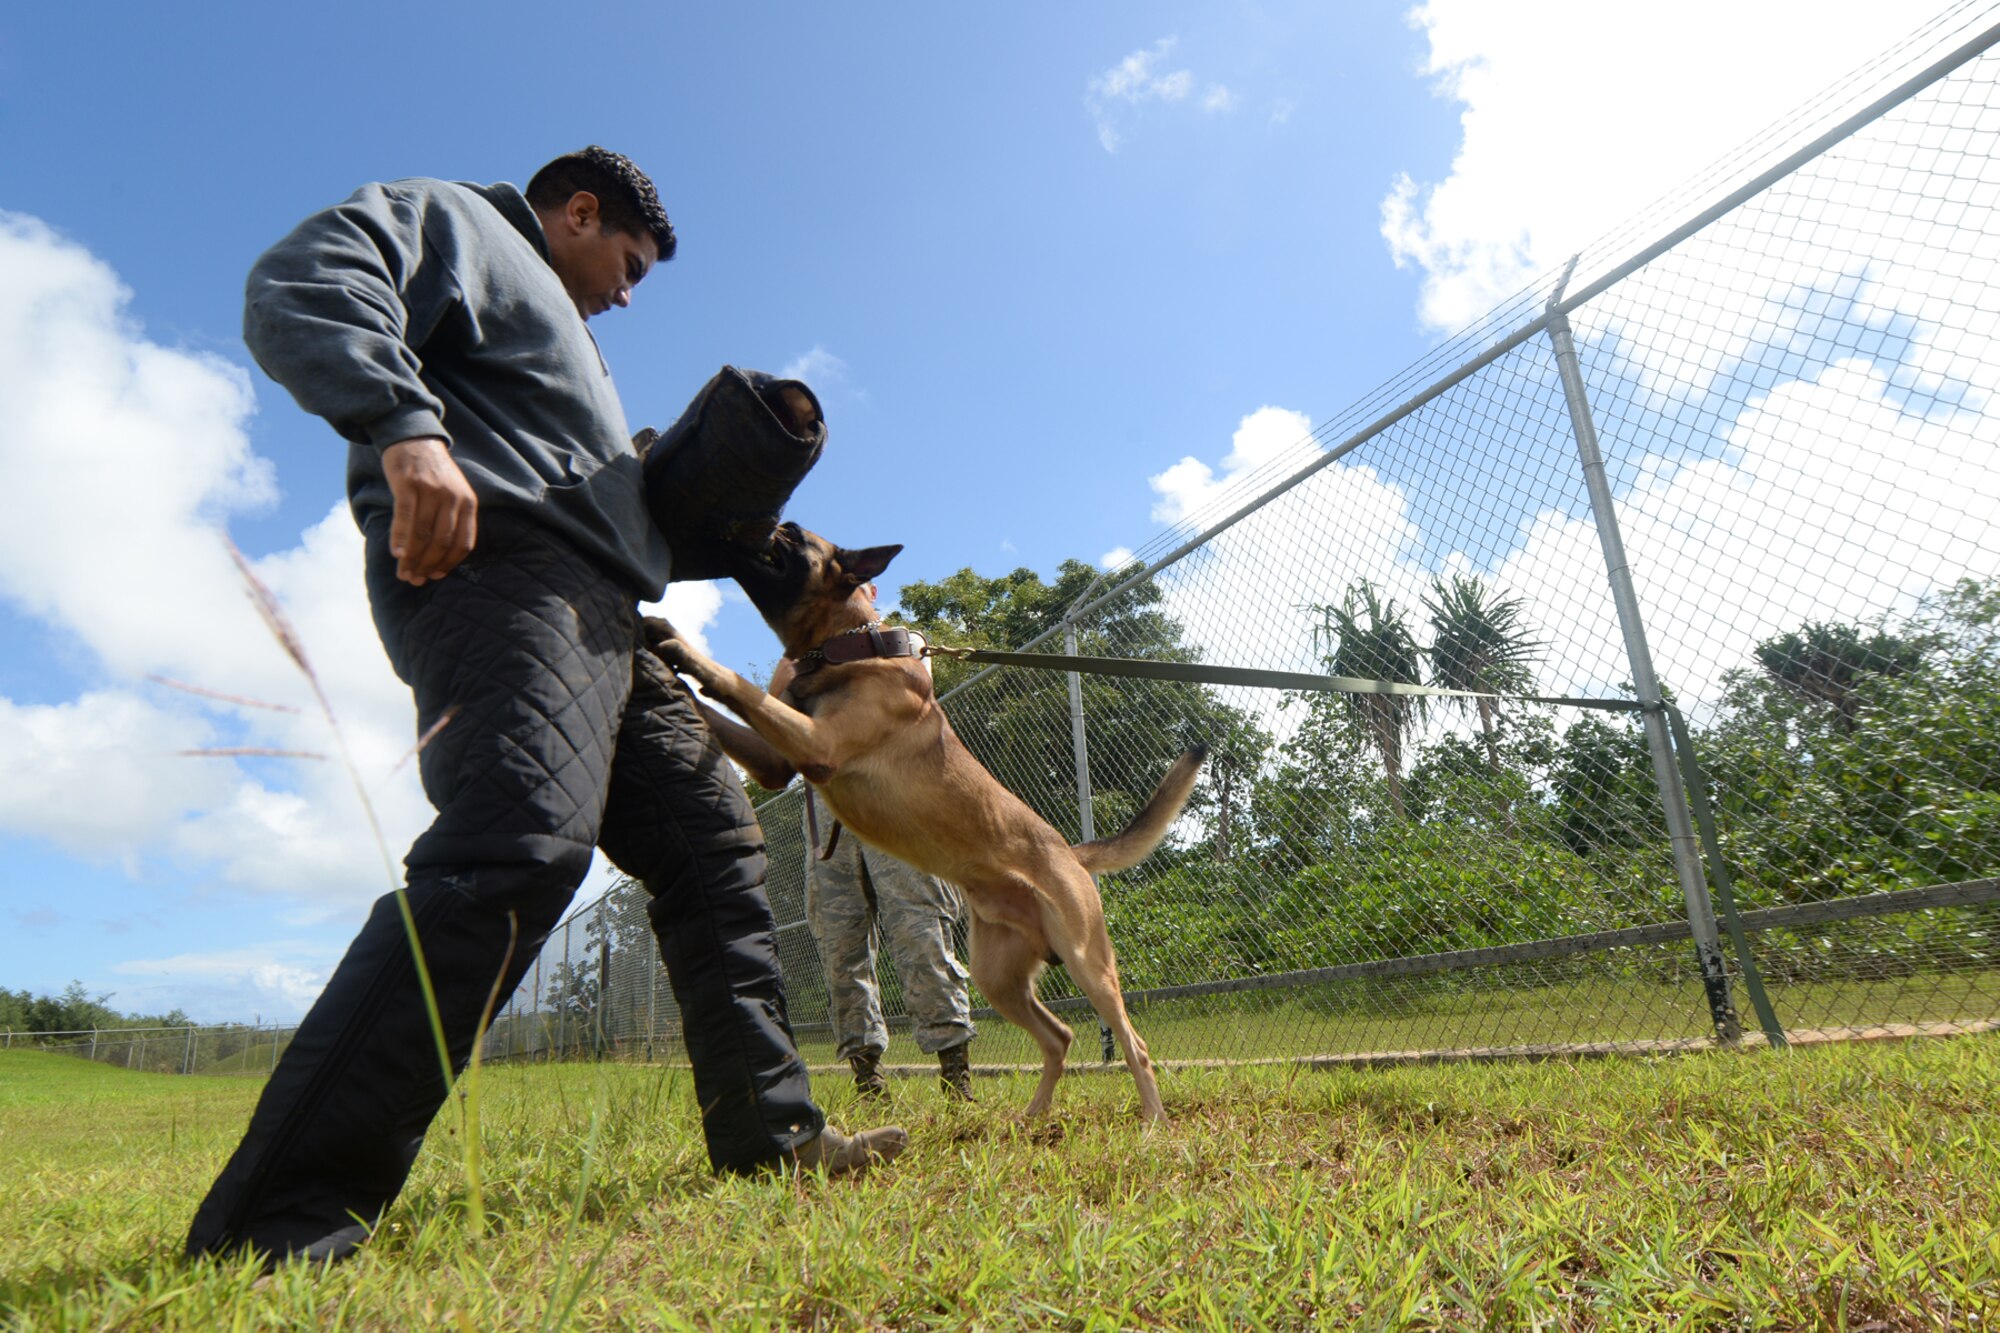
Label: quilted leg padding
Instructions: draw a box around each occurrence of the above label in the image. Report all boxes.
[186,518,634,1263]
[600,644,824,1170]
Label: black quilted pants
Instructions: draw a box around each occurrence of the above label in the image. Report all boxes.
[184,516,823,1265]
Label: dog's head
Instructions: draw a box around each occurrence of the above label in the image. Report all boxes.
[729,522,903,651]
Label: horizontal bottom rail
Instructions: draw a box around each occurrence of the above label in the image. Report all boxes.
[961,876,2000,1019]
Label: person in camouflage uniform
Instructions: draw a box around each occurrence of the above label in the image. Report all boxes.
[804,815,977,1099]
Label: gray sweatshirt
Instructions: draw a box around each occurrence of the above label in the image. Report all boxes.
[243,178,672,597]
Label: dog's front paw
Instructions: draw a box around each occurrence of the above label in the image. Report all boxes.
[651,634,696,675]
[641,615,681,650]
[649,634,728,697]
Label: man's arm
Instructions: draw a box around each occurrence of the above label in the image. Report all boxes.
[244,182,475,584]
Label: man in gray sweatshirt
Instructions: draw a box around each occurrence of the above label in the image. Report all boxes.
[186,147,903,1270]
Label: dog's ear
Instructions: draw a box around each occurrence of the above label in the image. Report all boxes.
[839,544,903,586]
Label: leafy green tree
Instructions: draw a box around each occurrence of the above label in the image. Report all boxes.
[0,982,192,1034]
[1707,585,2000,922]
[893,558,1265,860]
[1754,620,1923,732]
[1314,581,1425,821]
[1404,716,1555,834]
[1250,687,1377,873]
[1549,712,1662,858]
[1267,823,1620,967]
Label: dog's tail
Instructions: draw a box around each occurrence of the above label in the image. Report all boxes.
[1072,745,1208,875]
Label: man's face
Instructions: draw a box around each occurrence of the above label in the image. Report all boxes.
[545,193,659,320]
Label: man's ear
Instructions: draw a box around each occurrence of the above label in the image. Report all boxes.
[565,190,601,233]
[840,544,903,585]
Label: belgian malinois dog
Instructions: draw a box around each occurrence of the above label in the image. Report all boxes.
[645,524,1204,1122]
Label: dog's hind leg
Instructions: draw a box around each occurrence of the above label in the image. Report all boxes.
[966,915,1072,1118]
[1042,872,1165,1123]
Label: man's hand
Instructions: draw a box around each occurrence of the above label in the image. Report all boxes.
[383,437,477,585]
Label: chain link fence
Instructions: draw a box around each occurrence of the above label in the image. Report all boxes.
[4,1025,297,1076]
[480,8,2000,1074]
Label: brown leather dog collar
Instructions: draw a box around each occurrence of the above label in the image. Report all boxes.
[792,622,924,676]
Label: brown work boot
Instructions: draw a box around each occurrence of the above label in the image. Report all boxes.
[849,1049,888,1098]
[794,1123,907,1176]
[937,1041,975,1101]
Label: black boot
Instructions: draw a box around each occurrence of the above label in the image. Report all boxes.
[850,1049,888,1098]
[938,1042,975,1101]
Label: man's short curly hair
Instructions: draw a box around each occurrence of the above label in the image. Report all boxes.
[526,146,677,261]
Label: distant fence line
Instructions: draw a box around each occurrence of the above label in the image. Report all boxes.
[5,1025,296,1076]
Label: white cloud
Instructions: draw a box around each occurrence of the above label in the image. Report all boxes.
[1085,5,1996,781]
[1117,347,1999,761]
[1099,546,1135,571]
[1381,0,1961,334]
[1149,405,1317,523]
[0,691,234,864]
[1490,359,2000,710]
[0,215,729,940]
[112,942,339,1023]
[0,213,273,680]
[641,578,724,658]
[1093,37,1187,102]
[778,344,848,390]
[1087,37,1235,152]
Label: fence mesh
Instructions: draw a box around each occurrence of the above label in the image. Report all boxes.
[23,15,1992,1088]
[44,12,1992,1083]
[19,13,2000,1080]
[464,11,2000,1077]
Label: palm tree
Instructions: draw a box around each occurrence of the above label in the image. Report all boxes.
[1423,574,1543,779]
[1315,581,1425,821]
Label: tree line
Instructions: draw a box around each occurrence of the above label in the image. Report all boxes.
[0,981,192,1035]
[883,562,2000,990]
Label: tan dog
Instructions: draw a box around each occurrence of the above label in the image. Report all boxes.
[645,524,1204,1122]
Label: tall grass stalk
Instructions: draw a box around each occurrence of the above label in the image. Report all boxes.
[221,537,486,1232]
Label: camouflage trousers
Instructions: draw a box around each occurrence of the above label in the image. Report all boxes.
[804,812,976,1059]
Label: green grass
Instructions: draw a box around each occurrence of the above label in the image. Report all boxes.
[3,1037,1998,1329]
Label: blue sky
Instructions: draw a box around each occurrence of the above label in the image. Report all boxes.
[0,0,1976,1022]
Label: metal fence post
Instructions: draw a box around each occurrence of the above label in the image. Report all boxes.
[88,1028,98,1061]
[1065,617,1117,1063]
[1064,618,1096,847]
[1547,287,1742,1043]
[558,920,570,1060]
[182,1025,195,1075]
[598,934,612,1060]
